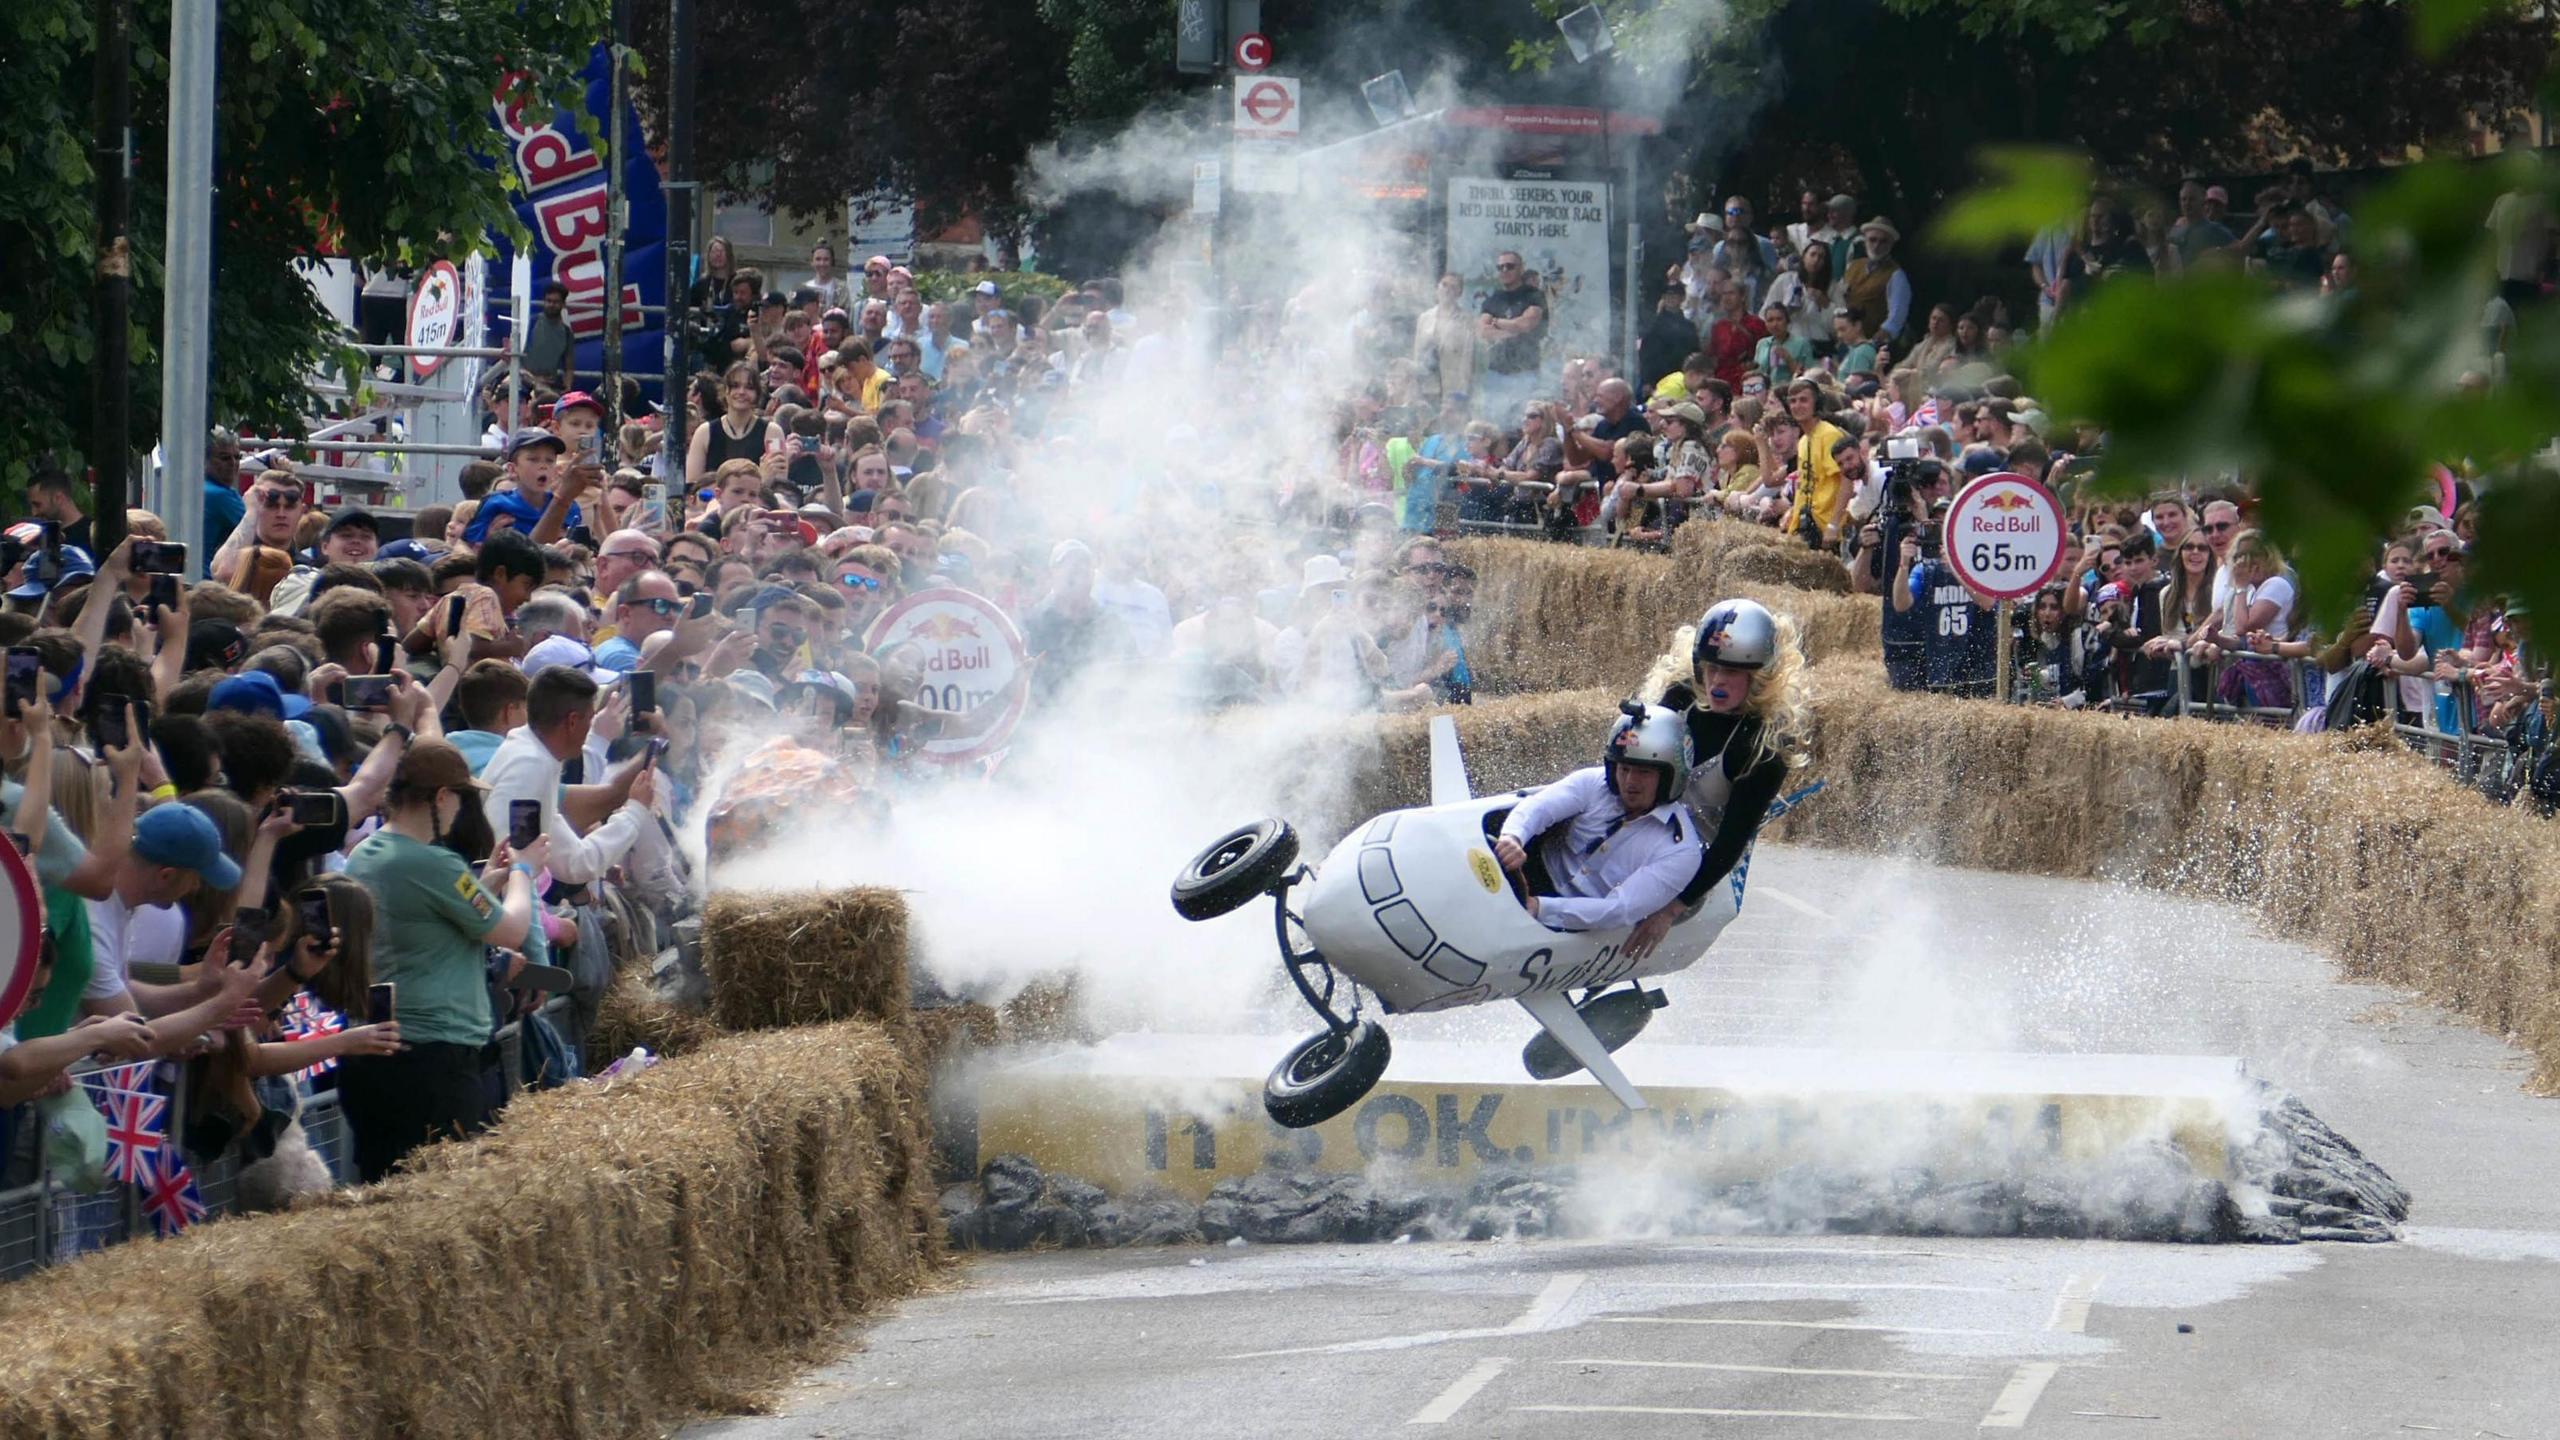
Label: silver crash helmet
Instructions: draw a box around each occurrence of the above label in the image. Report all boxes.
[1606,701,1694,800]
[1693,597,1778,671]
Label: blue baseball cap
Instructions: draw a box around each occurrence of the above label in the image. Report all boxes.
[6,538,97,600]
[208,671,313,721]
[133,803,243,890]
[377,537,439,563]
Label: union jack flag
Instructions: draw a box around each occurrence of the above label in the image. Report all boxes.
[279,991,347,1079]
[79,1066,167,1186]
[1908,395,1942,430]
[139,1140,206,1236]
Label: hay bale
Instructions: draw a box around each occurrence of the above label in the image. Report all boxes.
[1447,535,1876,698]
[0,1020,940,1440]
[590,965,723,1062]
[705,887,910,1032]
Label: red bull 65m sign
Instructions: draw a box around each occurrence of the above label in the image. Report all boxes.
[1943,470,2069,601]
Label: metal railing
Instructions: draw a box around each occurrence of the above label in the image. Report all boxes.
[0,997,568,1284]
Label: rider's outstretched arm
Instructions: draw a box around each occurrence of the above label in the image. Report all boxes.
[1675,751,1788,908]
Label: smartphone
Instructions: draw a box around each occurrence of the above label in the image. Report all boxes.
[88,696,146,751]
[578,429,603,462]
[147,572,180,611]
[2406,571,2439,607]
[3,647,40,718]
[687,592,714,621]
[444,593,467,636]
[628,670,657,716]
[366,982,396,1025]
[508,798,542,850]
[132,540,188,574]
[645,735,670,767]
[284,789,344,828]
[342,674,396,712]
[230,907,272,968]
[7,832,30,856]
[295,887,334,951]
[639,483,669,532]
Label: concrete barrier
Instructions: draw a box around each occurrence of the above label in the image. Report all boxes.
[977,1034,2239,1202]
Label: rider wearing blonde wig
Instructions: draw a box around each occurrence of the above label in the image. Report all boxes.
[1623,597,1813,959]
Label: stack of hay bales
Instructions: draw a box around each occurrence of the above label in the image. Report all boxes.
[1450,523,1875,697]
[0,1021,938,1438]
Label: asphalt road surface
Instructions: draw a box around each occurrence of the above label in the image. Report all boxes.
[685,843,2560,1439]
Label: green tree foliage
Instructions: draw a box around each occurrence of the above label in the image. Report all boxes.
[1934,152,2560,631]
[0,0,612,493]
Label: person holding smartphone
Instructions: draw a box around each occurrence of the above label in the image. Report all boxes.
[338,739,551,1182]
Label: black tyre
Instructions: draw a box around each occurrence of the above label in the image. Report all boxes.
[1264,1021,1391,1129]
[1170,819,1300,922]
[1522,988,1662,1080]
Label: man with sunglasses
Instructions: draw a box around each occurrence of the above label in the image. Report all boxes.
[832,544,899,639]
[1476,251,1547,425]
[2199,499,2244,613]
[595,569,683,672]
[209,465,310,586]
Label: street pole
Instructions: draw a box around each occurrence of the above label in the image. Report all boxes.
[1995,598,2015,702]
[601,0,630,432]
[90,0,132,555]
[662,0,696,502]
[158,0,217,573]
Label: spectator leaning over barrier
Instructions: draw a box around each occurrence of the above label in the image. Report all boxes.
[78,801,269,1055]
[2196,528,2300,715]
[340,738,551,1182]
[1,926,156,1105]
[480,668,653,887]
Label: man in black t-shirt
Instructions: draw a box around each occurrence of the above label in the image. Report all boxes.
[1476,251,1547,424]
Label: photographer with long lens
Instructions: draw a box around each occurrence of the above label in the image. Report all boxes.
[1851,442,1951,690]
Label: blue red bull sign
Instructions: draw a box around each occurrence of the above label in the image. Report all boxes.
[490,47,667,390]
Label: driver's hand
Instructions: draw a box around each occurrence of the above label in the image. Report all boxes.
[1493,836,1526,873]
[1624,903,1680,962]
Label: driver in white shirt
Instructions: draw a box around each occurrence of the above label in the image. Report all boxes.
[1493,703,1702,932]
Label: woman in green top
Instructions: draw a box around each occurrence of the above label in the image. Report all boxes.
[337,737,549,1182]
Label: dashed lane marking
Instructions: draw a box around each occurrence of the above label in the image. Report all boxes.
[1979,1361,2058,1429]
[2049,1273,2100,1333]
[1407,1357,1510,1425]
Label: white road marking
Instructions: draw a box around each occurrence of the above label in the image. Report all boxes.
[1978,1362,2058,1429]
[1750,885,1835,922]
[1505,1272,1589,1332]
[1407,1357,1510,1425]
[1610,1281,2015,1295]
[2049,1273,2100,1333]
[1598,1316,2015,1337]
[1560,1358,1977,1383]
[1230,1273,1587,1359]
[1519,1404,1924,1422]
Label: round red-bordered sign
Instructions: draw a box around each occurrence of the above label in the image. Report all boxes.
[406,260,464,378]
[0,835,46,1031]
[1239,78,1295,126]
[1233,32,1272,70]
[1942,470,2068,601]
[863,587,1030,766]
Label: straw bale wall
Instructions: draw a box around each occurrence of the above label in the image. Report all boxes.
[0,1021,938,1439]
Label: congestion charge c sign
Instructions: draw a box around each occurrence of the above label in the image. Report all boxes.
[1941,470,2068,602]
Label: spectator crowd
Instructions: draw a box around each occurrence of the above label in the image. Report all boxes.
[3,159,2553,1267]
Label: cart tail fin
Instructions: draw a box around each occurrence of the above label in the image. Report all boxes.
[1516,991,1648,1112]
[1428,714,1471,807]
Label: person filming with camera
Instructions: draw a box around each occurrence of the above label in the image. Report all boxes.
[1891,501,2000,696]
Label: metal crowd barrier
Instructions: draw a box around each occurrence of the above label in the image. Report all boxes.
[0,997,571,1284]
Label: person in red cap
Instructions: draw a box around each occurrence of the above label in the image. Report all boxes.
[550,389,609,468]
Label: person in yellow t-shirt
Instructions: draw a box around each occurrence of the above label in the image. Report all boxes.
[1783,378,1850,551]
